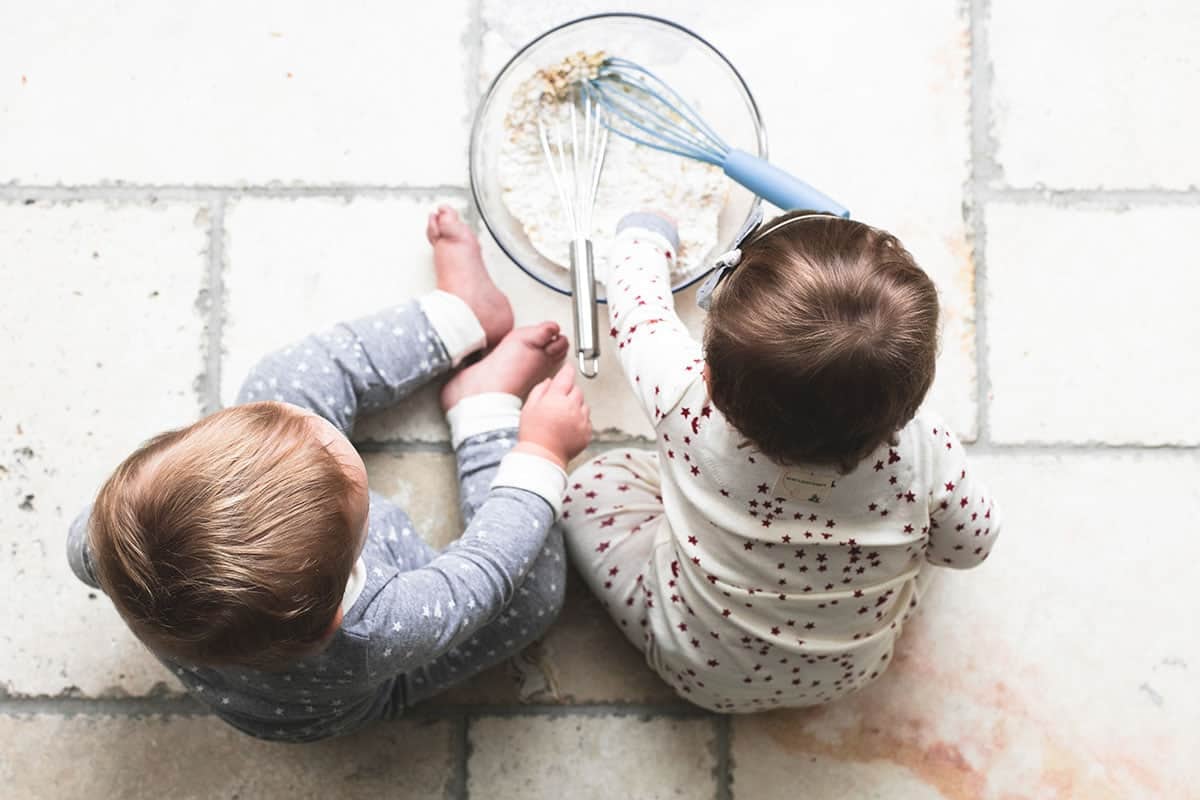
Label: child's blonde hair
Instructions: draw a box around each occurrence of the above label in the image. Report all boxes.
[89,402,359,669]
[704,212,940,473]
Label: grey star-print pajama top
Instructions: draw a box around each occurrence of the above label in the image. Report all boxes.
[67,295,567,741]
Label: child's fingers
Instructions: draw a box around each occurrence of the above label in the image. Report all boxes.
[549,360,576,393]
[526,377,551,406]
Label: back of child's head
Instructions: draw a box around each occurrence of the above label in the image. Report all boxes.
[89,402,360,670]
[704,211,939,473]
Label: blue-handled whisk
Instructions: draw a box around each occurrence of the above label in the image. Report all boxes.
[580,57,849,218]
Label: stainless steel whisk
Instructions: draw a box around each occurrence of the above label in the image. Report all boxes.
[537,88,609,378]
[581,56,849,218]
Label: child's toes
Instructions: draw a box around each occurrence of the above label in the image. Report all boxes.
[425,212,441,245]
[435,207,472,242]
[526,321,561,348]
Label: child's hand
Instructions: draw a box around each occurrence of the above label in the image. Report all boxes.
[515,361,592,469]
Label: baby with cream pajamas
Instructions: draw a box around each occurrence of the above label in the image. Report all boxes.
[561,213,1000,712]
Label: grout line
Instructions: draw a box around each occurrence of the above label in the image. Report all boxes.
[965,441,1200,455]
[966,0,999,446]
[3,182,1197,206]
[714,715,732,800]
[0,185,471,203]
[425,703,712,720]
[200,195,227,414]
[980,186,1200,206]
[0,696,713,719]
[0,696,207,717]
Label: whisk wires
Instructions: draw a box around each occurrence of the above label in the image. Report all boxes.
[583,57,730,165]
[537,87,609,243]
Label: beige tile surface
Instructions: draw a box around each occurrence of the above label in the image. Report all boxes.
[731,724,948,800]
[363,450,463,549]
[468,715,717,799]
[3,0,1198,797]
[222,195,464,443]
[0,715,454,800]
[990,1,1200,189]
[0,201,205,698]
[0,1,473,185]
[986,204,1200,444]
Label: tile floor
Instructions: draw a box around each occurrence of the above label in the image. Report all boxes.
[1,1,1197,797]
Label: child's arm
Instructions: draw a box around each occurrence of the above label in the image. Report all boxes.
[925,419,1001,569]
[365,365,589,669]
[606,213,705,425]
[236,294,485,437]
[364,482,555,670]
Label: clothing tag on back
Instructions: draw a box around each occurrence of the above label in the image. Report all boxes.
[775,467,839,504]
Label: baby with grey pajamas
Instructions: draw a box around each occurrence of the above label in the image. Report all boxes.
[66,208,591,742]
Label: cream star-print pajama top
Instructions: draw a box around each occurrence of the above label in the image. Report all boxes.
[561,216,1001,712]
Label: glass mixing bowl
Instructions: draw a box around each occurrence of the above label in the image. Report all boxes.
[470,12,768,301]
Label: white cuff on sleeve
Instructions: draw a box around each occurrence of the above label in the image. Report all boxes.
[445,392,522,448]
[491,451,568,518]
[418,290,487,366]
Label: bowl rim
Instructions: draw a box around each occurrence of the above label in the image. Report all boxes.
[469,11,768,300]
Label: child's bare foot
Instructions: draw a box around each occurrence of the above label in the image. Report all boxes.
[426,205,513,347]
[440,322,569,410]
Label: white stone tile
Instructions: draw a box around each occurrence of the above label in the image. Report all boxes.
[0,201,206,696]
[479,1,976,439]
[0,715,454,799]
[469,715,716,799]
[222,196,465,442]
[734,451,1200,799]
[986,204,1200,444]
[990,2,1200,189]
[362,451,461,549]
[731,726,946,800]
[0,1,471,186]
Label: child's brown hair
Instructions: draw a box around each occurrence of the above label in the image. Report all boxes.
[704,212,939,473]
[88,402,360,670]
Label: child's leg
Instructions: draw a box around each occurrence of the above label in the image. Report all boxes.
[353,205,513,405]
[426,205,512,350]
[560,448,664,653]
[235,208,514,433]
[399,427,567,706]
[351,205,514,402]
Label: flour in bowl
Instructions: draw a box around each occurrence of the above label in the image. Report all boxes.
[498,52,727,283]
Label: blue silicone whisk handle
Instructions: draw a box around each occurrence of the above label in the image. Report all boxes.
[722,149,850,218]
